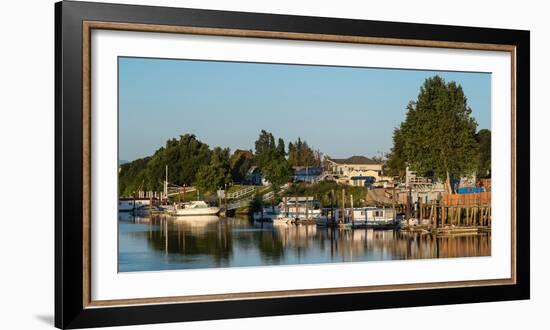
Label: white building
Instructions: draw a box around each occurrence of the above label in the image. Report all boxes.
[325,156,383,186]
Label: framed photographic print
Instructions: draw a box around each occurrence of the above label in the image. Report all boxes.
[55,0,530,328]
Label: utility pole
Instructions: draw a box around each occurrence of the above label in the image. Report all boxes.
[164,165,168,203]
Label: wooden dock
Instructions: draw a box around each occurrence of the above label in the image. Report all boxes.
[401,192,491,236]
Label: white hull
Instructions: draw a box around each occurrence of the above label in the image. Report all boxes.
[169,200,220,216]
[173,207,220,216]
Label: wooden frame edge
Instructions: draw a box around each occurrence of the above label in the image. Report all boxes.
[86,278,515,308]
[84,20,517,52]
[82,21,92,308]
[81,20,518,309]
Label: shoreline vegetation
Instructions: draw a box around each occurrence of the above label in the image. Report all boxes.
[119,75,491,210]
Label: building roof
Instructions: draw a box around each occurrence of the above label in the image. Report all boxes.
[328,156,380,165]
[246,166,261,175]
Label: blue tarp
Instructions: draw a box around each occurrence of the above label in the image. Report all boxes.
[457,187,484,194]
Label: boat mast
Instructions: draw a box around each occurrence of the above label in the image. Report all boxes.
[164,165,168,202]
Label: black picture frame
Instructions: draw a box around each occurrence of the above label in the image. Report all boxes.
[55,1,530,328]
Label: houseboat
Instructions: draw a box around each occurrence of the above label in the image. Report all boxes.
[118,197,153,212]
[253,197,322,223]
[334,207,398,228]
[279,197,322,220]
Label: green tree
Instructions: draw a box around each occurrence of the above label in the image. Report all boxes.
[476,129,491,178]
[288,137,321,167]
[159,134,211,186]
[194,165,218,193]
[391,76,478,193]
[118,134,212,196]
[263,158,293,188]
[276,138,286,158]
[195,147,231,193]
[253,130,293,193]
[386,128,407,178]
[254,130,276,168]
[118,157,152,196]
[230,149,254,183]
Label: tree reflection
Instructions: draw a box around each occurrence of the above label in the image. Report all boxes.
[120,214,491,270]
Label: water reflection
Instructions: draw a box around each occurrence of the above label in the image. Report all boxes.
[118,213,491,272]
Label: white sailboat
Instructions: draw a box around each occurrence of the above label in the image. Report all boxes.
[162,165,219,216]
[171,201,220,216]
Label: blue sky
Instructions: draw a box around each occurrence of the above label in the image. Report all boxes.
[119,57,491,162]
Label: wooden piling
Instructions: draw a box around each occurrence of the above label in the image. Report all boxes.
[284,197,289,217]
[350,194,355,226]
[418,197,423,224]
[305,196,309,220]
[341,189,345,224]
[295,189,298,220]
[406,187,412,226]
[223,184,228,216]
[392,187,396,222]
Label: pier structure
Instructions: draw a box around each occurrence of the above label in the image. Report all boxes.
[399,190,491,235]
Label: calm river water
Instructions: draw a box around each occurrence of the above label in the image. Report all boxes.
[118,213,491,272]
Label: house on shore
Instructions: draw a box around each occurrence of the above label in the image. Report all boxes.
[325,156,383,186]
[293,166,323,183]
[245,166,269,186]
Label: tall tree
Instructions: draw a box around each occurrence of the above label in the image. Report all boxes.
[276,138,286,158]
[253,130,292,193]
[391,76,478,193]
[287,137,321,167]
[476,129,491,178]
[386,128,407,178]
[254,130,276,168]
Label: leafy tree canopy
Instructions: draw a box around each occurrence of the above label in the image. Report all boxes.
[253,130,292,191]
[386,76,479,192]
[476,129,491,178]
[230,149,254,183]
[119,134,212,195]
[195,147,232,193]
[119,131,294,197]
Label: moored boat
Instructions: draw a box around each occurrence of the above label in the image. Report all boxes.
[334,207,399,228]
[170,201,220,216]
[118,197,153,212]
